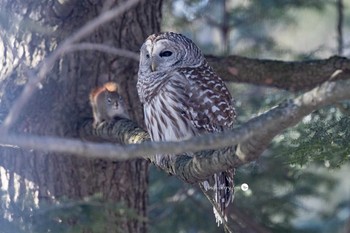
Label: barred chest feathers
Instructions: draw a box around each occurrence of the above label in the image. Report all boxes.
[142,76,196,142]
[139,75,196,166]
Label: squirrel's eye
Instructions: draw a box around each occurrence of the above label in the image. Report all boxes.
[146,54,150,59]
[107,98,112,103]
[160,51,172,57]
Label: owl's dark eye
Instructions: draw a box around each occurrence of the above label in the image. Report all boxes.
[160,51,173,57]
[146,54,150,59]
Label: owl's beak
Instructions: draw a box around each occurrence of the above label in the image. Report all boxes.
[151,61,157,72]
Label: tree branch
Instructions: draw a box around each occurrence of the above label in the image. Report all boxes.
[336,0,344,55]
[0,78,349,184]
[65,42,139,61]
[206,55,350,91]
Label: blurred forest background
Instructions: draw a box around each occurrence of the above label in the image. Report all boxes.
[1,0,350,233]
[149,0,350,233]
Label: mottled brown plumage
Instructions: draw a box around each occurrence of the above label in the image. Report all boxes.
[137,32,236,225]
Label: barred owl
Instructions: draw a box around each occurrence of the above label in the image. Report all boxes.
[90,82,129,128]
[137,32,236,224]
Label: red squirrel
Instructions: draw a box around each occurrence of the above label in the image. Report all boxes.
[89,82,129,128]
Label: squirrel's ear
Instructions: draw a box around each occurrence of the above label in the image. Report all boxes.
[104,82,118,92]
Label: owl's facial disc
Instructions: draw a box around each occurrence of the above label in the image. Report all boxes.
[149,40,178,72]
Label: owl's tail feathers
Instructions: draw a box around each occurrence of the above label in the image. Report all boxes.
[203,169,235,226]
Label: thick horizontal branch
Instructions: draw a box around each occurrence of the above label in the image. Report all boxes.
[207,55,350,91]
[41,45,350,92]
[80,117,150,145]
[0,78,349,184]
[173,80,350,183]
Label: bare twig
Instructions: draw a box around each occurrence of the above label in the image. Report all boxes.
[65,43,139,61]
[1,0,141,132]
[337,0,344,55]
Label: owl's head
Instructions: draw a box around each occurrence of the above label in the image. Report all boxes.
[138,32,205,74]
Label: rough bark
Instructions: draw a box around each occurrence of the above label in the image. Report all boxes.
[0,0,162,232]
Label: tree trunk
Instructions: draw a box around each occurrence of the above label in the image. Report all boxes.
[0,0,162,232]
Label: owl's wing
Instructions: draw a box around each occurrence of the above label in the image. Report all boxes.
[170,65,236,134]
[168,67,236,224]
